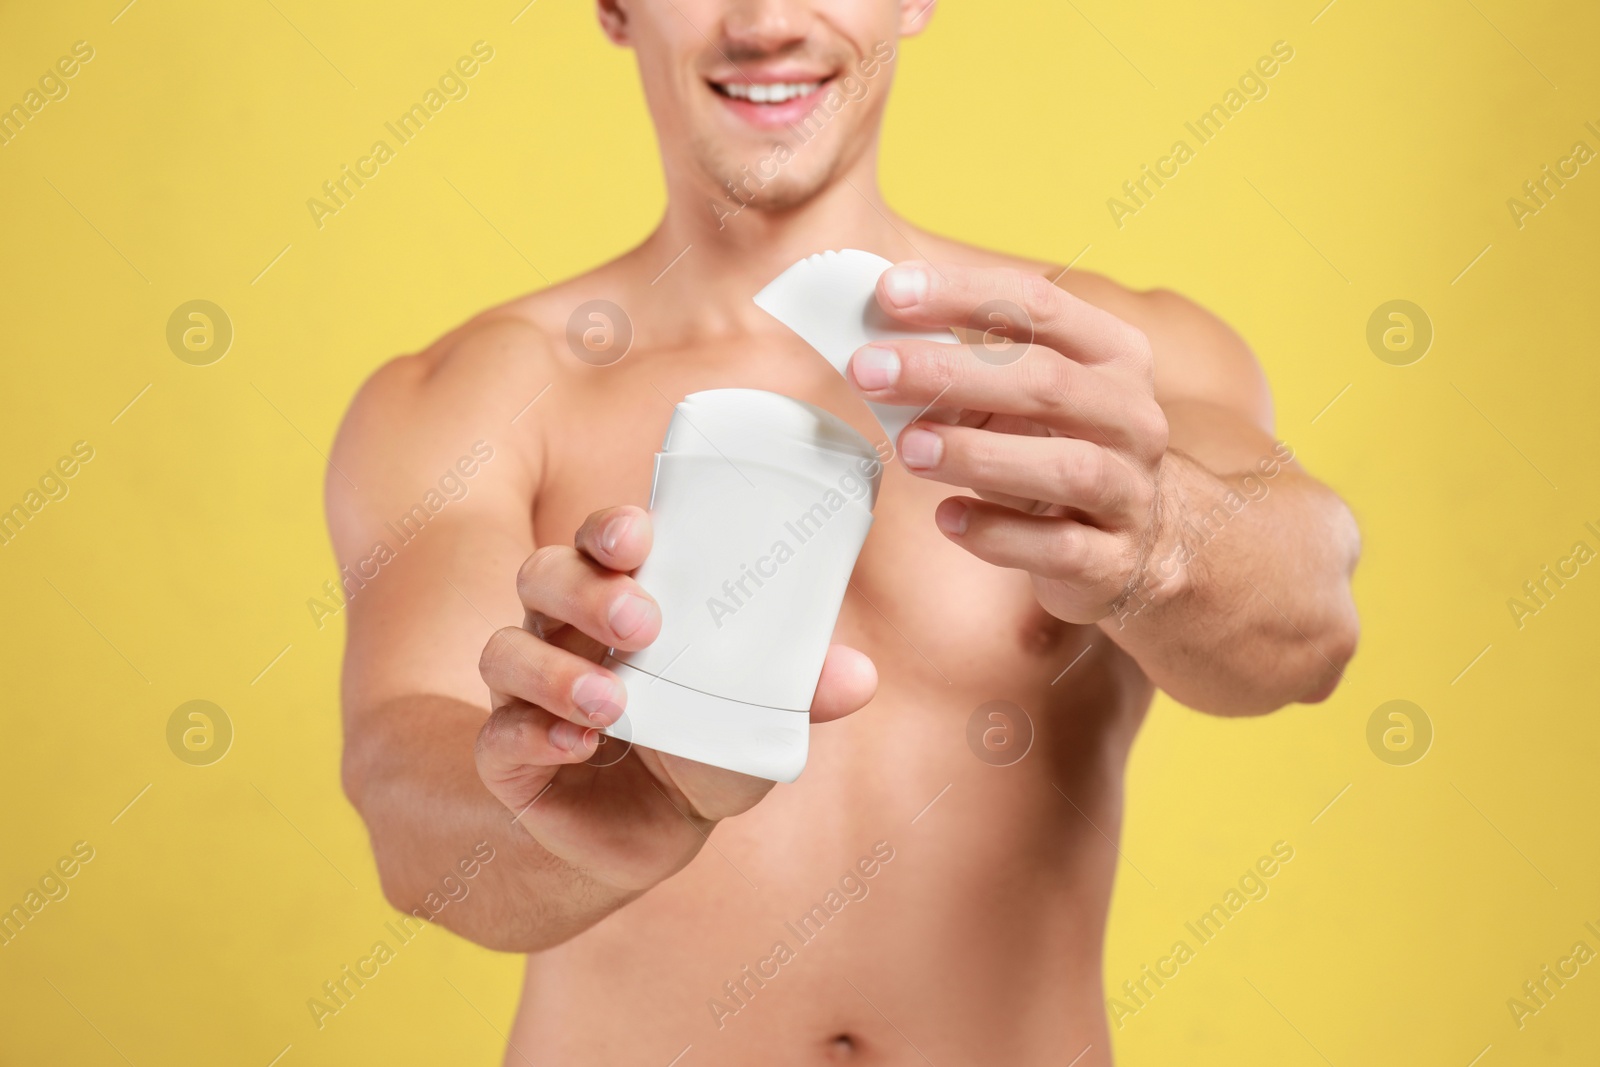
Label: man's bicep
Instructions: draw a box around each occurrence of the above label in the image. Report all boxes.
[337,504,532,718]
[325,344,549,720]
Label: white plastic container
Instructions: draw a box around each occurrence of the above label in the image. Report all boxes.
[600,250,953,782]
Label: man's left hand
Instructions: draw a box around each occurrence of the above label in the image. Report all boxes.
[848,260,1173,625]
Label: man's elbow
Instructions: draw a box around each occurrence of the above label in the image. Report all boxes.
[339,733,371,817]
[1295,602,1359,704]
[337,728,431,924]
[1197,590,1359,716]
[1298,498,1362,703]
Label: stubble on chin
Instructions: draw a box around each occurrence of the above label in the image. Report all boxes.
[692,133,837,215]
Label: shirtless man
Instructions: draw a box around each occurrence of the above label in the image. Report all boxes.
[328,1,1361,1063]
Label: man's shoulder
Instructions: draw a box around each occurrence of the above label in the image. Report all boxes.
[355,248,639,400]
[330,248,652,490]
[924,235,1225,338]
[326,300,571,530]
[335,314,552,464]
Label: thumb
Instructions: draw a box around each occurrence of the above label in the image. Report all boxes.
[809,644,877,723]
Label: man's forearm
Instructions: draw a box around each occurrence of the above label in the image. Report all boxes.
[1100,449,1361,715]
[341,695,646,952]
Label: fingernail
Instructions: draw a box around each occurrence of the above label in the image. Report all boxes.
[572,672,625,725]
[550,720,595,752]
[883,266,928,308]
[601,514,632,557]
[899,427,942,470]
[935,498,969,535]
[608,591,655,640]
[851,345,900,391]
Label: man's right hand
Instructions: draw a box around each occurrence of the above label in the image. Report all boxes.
[475,505,877,893]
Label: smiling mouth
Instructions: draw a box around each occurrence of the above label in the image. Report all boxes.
[709,78,829,104]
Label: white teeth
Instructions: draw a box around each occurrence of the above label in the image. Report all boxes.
[719,81,821,104]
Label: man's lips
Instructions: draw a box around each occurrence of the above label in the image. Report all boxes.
[708,75,835,130]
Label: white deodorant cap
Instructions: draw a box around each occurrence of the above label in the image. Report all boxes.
[753,249,956,445]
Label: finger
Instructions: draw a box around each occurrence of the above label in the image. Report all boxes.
[540,620,610,663]
[810,644,877,723]
[876,260,1150,366]
[574,505,653,572]
[480,626,628,728]
[475,700,600,812]
[933,496,1128,588]
[849,338,1140,445]
[898,423,1143,522]
[945,415,1057,513]
[517,544,662,652]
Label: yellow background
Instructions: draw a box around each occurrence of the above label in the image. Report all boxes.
[2,0,1597,1063]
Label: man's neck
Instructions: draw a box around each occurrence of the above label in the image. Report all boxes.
[628,152,926,340]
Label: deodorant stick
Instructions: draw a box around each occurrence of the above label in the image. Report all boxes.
[600,250,953,782]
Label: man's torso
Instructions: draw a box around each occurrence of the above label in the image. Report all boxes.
[422,237,1162,1065]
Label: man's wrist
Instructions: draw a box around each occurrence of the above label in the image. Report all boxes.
[1105,450,1205,631]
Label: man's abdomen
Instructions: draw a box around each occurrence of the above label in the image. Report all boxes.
[510,670,1141,1067]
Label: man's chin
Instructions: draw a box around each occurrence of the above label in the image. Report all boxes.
[725,181,822,215]
[701,155,840,218]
